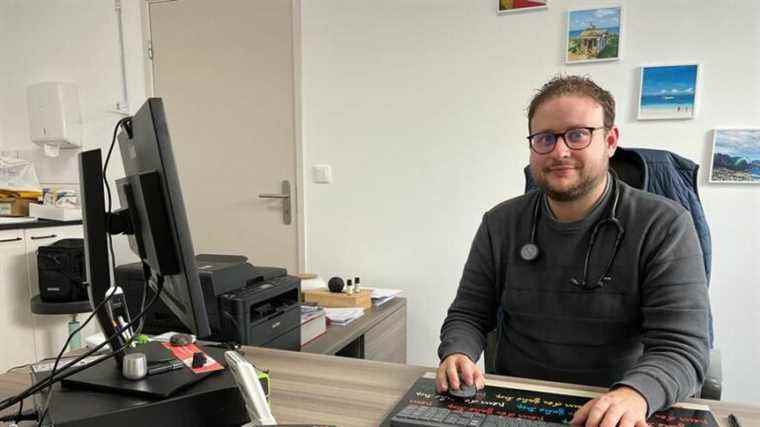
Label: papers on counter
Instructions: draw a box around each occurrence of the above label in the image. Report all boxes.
[324,307,364,326]
[365,287,403,307]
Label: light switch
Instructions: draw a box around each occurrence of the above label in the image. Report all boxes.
[312,164,332,183]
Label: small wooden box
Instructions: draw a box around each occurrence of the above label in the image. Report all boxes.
[0,198,32,217]
[302,289,372,309]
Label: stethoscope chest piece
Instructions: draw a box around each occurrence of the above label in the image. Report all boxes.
[520,243,540,262]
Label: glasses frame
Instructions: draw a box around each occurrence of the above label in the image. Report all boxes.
[526,126,607,154]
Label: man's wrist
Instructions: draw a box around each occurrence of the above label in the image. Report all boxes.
[612,379,659,417]
[438,342,481,365]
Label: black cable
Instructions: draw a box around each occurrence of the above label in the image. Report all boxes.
[15,393,23,424]
[34,116,131,426]
[0,408,37,422]
[38,116,150,426]
[36,265,151,426]
[0,116,160,422]
[35,287,119,426]
[222,310,243,343]
[0,277,165,413]
[104,118,131,278]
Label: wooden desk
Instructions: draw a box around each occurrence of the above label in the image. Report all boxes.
[301,297,406,363]
[1,346,759,426]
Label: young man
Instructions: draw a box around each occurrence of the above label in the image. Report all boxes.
[437,76,710,427]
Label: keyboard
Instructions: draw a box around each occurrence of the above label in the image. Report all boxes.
[390,404,567,427]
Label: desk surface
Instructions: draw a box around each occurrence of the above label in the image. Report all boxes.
[1,346,758,427]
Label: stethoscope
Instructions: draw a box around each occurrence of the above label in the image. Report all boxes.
[519,174,625,290]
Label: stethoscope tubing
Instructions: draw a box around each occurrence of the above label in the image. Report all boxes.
[521,175,624,290]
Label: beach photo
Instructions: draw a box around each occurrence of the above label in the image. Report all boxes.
[710,129,760,184]
[638,64,700,120]
[498,0,547,14]
[566,7,622,63]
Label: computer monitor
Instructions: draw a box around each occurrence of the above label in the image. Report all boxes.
[79,98,211,366]
[115,98,210,337]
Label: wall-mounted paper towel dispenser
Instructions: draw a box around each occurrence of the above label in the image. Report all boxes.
[26,82,83,156]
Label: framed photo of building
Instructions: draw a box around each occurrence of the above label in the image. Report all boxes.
[709,129,760,184]
[566,6,622,63]
[498,0,548,14]
[637,64,701,120]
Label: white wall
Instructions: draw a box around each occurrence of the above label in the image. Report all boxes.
[301,0,760,403]
[0,0,147,264]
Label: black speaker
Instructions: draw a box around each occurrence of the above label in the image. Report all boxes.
[38,238,87,302]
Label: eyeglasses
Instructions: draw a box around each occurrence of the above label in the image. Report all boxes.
[526,126,606,154]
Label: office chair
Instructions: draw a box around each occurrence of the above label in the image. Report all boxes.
[483,147,722,400]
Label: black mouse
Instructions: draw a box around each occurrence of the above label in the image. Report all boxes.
[169,333,195,346]
[447,374,477,398]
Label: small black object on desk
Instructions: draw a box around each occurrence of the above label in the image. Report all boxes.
[192,352,207,369]
[170,333,195,346]
[328,276,345,293]
[148,359,186,377]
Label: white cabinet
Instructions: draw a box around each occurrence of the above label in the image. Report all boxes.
[0,229,37,371]
[25,225,99,360]
[0,224,99,371]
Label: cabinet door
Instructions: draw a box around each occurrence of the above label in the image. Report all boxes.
[364,304,407,364]
[26,225,98,359]
[0,229,37,371]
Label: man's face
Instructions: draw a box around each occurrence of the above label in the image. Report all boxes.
[528,95,618,202]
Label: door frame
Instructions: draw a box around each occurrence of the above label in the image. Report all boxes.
[139,0,307,273]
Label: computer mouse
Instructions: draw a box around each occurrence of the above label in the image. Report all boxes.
[170,333,195,346]
[447,375,477,398]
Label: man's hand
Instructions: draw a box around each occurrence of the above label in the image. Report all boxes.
[571,386,648,427]
[436,353,485,393]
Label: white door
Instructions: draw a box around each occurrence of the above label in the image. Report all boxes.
[148,0,300,272]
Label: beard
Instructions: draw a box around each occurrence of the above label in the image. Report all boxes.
[531,159,607,202]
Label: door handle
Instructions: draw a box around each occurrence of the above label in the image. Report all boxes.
[258,180,292,225]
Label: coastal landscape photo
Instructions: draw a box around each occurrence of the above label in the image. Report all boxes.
[566,7,621,63]
[638,64,699,120]
[710,129,760,184]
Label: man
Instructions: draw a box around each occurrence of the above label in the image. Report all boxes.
[437,76,710,427]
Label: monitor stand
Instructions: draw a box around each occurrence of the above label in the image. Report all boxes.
[61,342,214,398]
[36,345,248,427]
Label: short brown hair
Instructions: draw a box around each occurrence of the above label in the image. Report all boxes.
[527,75,615,132]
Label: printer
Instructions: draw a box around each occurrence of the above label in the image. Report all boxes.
[116,254,301,351]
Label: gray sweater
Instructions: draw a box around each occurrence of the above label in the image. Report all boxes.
[438,179,710,415]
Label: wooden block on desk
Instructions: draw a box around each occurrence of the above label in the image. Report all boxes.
[302,289,372,309]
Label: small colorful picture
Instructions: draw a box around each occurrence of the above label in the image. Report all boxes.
[498,0,547,14]
[566,7,622,63]
[638,64,700,120]
[710,129,760,184]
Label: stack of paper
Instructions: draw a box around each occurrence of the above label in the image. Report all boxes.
[300,305,327,346]
[324,307,364,326]
[367,287,403,307]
